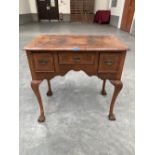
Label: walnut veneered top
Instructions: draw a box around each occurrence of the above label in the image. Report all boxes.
[24,35,128,51]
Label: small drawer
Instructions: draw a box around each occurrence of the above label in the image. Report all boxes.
[58,52,95,65]
[98,53,121,73]
[33,53,54,72]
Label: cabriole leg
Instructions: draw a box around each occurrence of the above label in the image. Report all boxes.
[46,79,53,96]
[109,80,123,121]
[101,79,107,95]
[31,80,45,122]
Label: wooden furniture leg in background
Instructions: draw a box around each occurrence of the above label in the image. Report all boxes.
[47,79,53,96]
[109,80,123,120]
[31,80,45,122]
[101,79,107,95]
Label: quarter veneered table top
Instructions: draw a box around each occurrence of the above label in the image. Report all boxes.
[24,35,128,51]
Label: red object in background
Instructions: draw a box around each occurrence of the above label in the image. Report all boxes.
[94,10,111,24]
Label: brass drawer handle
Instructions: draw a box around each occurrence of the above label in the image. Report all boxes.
[38,59,48,64]
[105,60,113,66]
[73,57,80,62]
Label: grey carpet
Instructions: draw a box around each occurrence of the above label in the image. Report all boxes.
[19,22,135,155]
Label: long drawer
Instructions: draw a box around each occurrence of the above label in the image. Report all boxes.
[58,52,97,74]
[58,52,95,65]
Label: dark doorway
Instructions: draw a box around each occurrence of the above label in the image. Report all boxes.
[36,0,59,21]
[121,0,135,32]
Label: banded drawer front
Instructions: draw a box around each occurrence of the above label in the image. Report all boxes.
[32,53,54,72]
[98,53,121,73]
[58,52,95,65]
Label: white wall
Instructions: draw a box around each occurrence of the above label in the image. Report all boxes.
[58,0,70,14]
[19,0,31,14]
[109,0,125,28]
[110,0,125,16]
[94,0,109,13]
[28,0,37,13]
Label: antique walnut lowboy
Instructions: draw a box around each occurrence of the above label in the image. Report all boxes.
[24,35,128,122]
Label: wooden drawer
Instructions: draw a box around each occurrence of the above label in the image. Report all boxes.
[33,53,54,72]
[58,52,95,65]
[98,53,121,73]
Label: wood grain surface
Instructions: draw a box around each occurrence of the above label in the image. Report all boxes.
[24,35,128,51]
